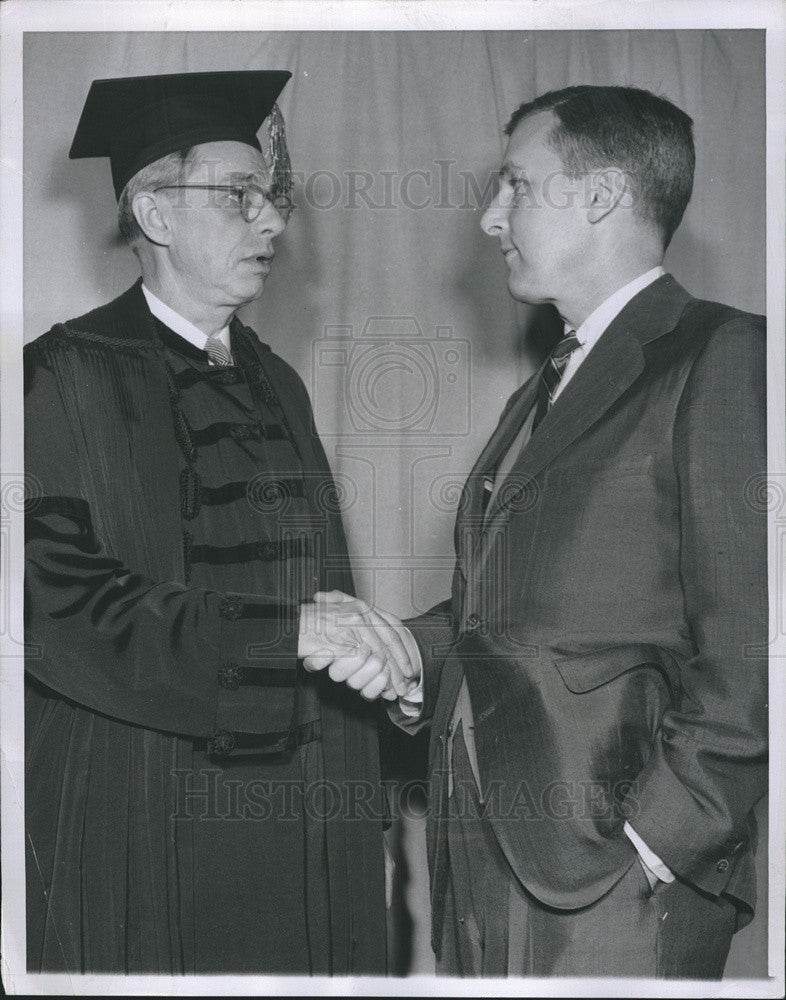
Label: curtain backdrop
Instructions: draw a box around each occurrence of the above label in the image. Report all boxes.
[23,29,767,977]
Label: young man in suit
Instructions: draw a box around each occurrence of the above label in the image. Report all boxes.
[304,85,768,978]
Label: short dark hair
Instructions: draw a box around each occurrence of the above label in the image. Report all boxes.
[505,86,695,248]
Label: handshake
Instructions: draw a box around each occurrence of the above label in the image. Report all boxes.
[297,591,422,702]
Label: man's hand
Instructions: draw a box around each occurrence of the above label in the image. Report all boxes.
[298,591,421,701]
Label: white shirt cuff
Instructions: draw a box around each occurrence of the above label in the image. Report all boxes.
[395,642,424,718]
[624,821,675,883]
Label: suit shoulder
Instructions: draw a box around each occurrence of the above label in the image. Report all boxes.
[679,297,765,345]
[664,297,764,381]
[674,299,765,414]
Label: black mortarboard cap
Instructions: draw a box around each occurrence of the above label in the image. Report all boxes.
[69,70,292,198]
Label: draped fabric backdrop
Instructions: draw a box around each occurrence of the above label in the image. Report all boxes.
[23,30,767,977]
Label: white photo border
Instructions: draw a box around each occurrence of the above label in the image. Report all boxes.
[1,2,784,997]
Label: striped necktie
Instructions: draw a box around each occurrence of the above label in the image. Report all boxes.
[205,333,233,367]
[531,330,581,432]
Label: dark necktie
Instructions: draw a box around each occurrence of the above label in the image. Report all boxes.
[205,333,233,367]
[531,330,581,432]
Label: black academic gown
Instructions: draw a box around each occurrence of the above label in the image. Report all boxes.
[24,280,387,975]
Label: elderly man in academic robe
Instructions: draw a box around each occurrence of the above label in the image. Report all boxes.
[24,70,394,975]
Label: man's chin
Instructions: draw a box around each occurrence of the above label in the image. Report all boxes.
[237,275,268,305]
[506,274,539,305]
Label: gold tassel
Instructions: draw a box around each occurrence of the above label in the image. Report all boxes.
[267,102,293,198]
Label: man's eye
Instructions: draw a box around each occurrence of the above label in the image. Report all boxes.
[511,179,535,206]
[497,181,516,207]
[220,186,245,204]
[213,187,243,209]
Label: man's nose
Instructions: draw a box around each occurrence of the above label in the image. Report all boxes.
[254,201,287,238]
[480,194,508,237]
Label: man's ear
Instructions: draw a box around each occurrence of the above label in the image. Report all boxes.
[131,192,173,247]
[586,168,629,224]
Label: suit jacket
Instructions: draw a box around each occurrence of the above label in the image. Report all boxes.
[405,275,767,951]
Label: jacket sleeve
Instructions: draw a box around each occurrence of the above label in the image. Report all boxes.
[624,316,768,897]
[25,347,301,743]
[385,584,457,731]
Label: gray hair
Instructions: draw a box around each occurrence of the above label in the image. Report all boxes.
[117,147,198,247]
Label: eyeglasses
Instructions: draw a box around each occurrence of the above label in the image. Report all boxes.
[153,183,295,223]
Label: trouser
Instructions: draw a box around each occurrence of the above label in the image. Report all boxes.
[438,722,737,978]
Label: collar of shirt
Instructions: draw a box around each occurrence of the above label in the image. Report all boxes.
[141,283,232,360]
[552,265,665,403]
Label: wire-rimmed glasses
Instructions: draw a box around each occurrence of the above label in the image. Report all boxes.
[153,183,295,223]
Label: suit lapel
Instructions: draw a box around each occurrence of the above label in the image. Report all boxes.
[480,274,692,531]
[455,373,540,573]
[482,329,644,527]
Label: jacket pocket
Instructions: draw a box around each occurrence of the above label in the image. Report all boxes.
[552,642,672,693]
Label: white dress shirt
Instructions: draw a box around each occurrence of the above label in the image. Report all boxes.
[552,265,665,403]
[483,266,666,510]
[398,266,674,883]
[141,283,233,361]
